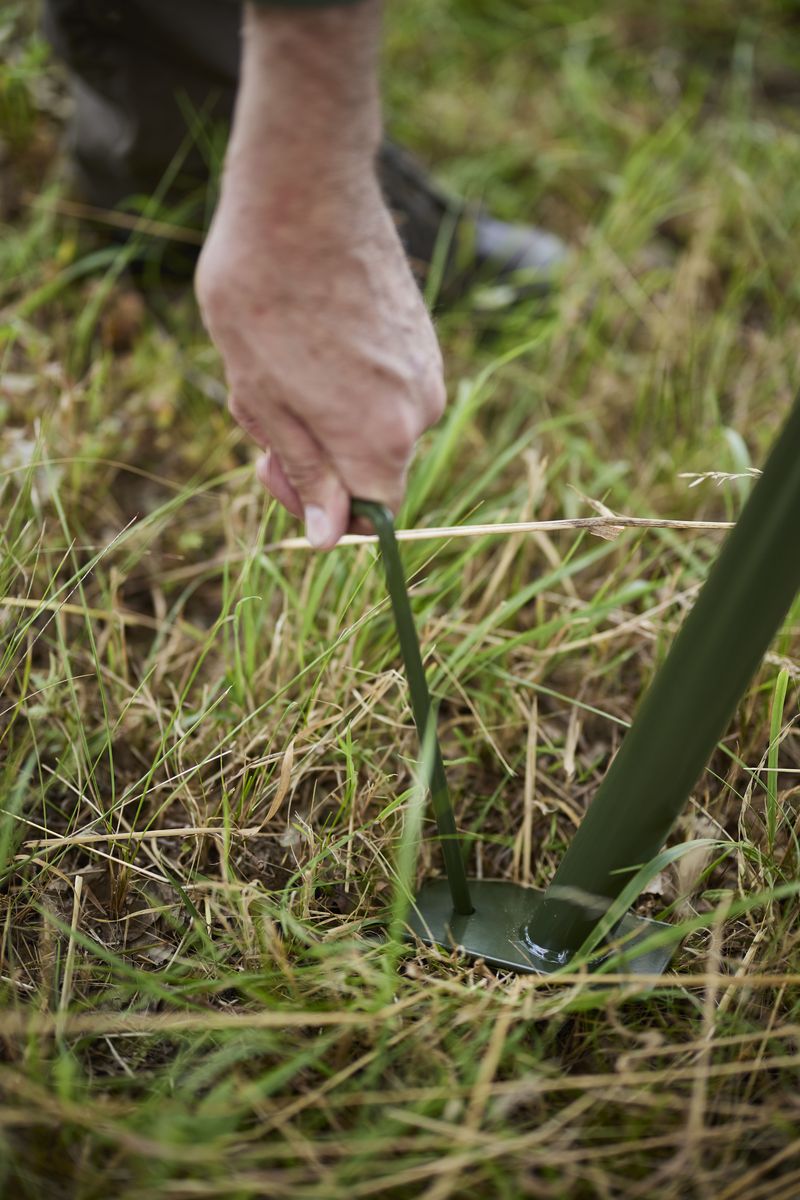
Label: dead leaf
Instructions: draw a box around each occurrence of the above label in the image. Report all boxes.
[564,705,581,782]
[262,739,295,824]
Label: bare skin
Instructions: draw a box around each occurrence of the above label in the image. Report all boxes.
[195,0,446,549]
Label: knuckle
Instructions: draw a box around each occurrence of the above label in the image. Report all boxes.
[228,394,264,442]
[228,392,247,424]
[425,373,447,423]
[281,455,322,493]
[194,259,226,318]
[379,411,416,466]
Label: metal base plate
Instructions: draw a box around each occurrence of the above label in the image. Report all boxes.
[406,879,673,976]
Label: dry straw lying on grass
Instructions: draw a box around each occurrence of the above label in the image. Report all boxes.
[264,514,735,553]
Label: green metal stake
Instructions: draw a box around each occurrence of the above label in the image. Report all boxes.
[522,393,800,967]
[352,499,473,916]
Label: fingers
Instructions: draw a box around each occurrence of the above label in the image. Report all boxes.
[334,401,423,515]
[227,346,446,547]
[242,398,418,540]
[230,394,347,546]
[254,404,421,535]
[266,408,351,550]
[257,451,386,538]
[256,451,303,519]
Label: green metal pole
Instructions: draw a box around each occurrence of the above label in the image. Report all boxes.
[352,499,473,915]
[523,395,800,965]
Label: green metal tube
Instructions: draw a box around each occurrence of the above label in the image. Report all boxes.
[524,395,800,964]
[352,499,473,915]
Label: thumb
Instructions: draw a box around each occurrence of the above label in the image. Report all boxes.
[268,409,350,550]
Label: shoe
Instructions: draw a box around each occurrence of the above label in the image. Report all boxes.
[379,142,567,303]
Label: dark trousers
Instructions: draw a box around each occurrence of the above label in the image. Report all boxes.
[43,0,456,270]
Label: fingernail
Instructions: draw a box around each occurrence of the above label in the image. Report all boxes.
[305,505,332,549]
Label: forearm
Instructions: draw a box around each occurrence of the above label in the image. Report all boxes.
[225,1,382,214]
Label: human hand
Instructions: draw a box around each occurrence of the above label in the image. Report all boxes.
[195,3,445,549]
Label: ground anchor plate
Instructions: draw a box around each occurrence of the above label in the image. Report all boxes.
[406,879,673,976]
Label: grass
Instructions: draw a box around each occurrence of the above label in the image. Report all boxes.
[2,0,800,1196]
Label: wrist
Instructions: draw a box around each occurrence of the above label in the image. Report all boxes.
[229,2,382,178]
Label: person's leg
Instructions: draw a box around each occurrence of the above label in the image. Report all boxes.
[43,0,565,295]
[42,0,238,209]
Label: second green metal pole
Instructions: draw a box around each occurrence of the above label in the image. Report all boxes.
[524,395,800,965]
